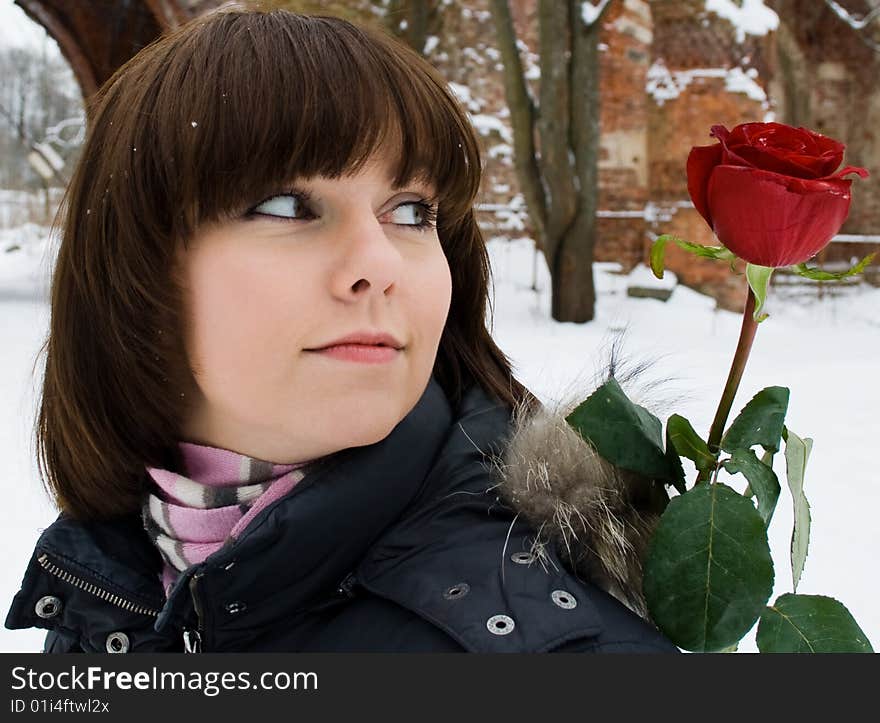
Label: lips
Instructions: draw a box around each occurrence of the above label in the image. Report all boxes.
[306,330,404,351]
[307,344,401,364]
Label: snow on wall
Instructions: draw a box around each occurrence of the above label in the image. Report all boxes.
[581,0,613,26]
[705,0,779,44]
[646,60,768,106]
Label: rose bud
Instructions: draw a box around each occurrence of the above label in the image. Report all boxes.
[686,122,869,267]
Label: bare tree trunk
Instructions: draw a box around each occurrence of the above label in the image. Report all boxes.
[558,0,603,322]
[407,0,430,54]
[490,0,611,322]
[385,0,433,54]
[488,0,548,249]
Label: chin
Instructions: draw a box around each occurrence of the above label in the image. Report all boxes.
[343,413,401,449]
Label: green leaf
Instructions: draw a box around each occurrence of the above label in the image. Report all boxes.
[643,482,774,652]
[667,414,717,479]
[721,386,790,455]
[790,252,876,281]
[565,377,680,482]
[782,426,813,592]
[743,448,774,497]
[745,263,774,323]
[650,234,738,280]
[663,423,687,495]
[722,448,781,527]
[757,594,874,652]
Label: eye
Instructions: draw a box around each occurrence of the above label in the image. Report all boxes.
[247,192,313,221]
[244,191,438,232]
[389,200,438,232]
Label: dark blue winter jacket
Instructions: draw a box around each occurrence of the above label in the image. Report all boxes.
[5,376,679,653]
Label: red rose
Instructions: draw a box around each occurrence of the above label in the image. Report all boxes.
[686,122,869,267]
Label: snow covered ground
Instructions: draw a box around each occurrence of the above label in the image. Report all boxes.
[1,226,877,653]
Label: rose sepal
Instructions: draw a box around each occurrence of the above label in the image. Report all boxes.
[745,263,773,322]
[789,252,877,281]
[650,233,738,280]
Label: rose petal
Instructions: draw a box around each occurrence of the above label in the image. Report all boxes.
[815,149,847,177]
[706,165,853,267]
[729,122,845,177]
[828,164,870,180]
[709,124,731,143]
[730,145,827,179]
[686,143,723,227]
[712,125,754,168]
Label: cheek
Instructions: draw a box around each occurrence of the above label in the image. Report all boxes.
[416,248,453,336]
[181,248,308,385]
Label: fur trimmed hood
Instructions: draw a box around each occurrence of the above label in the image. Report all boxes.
[486,352,682,623]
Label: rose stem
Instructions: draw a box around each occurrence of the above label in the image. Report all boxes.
[697,286,759,485]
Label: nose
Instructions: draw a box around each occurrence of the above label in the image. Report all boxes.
[328,205,405,299]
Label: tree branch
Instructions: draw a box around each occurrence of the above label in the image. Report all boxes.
[824,0,880,30]
[824,0,880,52]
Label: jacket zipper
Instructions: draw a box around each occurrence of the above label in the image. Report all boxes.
[183,571,205,653]
[37,553,160,618]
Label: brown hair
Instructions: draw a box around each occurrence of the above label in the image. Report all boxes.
[36,4,542,522]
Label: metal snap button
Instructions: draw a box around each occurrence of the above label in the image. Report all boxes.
[225,601,247,614]
[551,589,578,609]
[35,595,62,619]
[443,582,470,600]
[106,631,130,653]
[511,552,535,564]
[486,614,515,635]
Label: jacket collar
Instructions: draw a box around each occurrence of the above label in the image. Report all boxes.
[154,373,460,647]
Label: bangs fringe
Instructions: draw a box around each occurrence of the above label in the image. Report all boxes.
[102,8,482,244]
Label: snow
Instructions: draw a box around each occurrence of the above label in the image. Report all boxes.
[824,0,880,31]
[448,81,483,113]
[581,0,612,26]
[487,142,513,160]
[705,0,779,44]
[423,35,439,56]
[626,263,677,290]
[1,225,878,653]
[468,114,513,144]
[647,61,768,106]
[723,66,767,102]
[834,234,880,243]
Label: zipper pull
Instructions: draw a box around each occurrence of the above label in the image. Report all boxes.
[336,572,358,598]
[183,628,202,653]
[186,571,205,653]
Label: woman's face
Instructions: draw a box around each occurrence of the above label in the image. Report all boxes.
[174,150,452,463]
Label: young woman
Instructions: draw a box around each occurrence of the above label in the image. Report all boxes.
[5,6,678,653]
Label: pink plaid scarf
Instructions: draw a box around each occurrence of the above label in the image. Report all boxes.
[141,441,313,597]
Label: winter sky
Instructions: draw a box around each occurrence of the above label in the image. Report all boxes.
[0,0,60,53]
